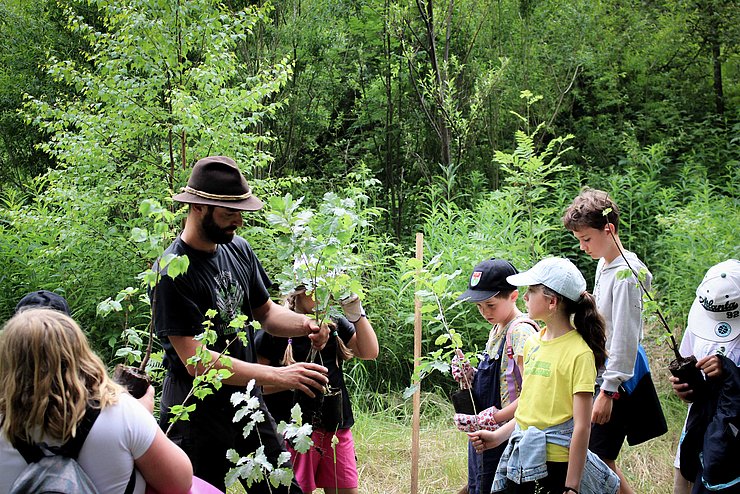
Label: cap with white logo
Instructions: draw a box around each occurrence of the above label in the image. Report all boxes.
[687,259,740,343]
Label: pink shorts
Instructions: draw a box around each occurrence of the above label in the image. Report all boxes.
[288,428,358,492]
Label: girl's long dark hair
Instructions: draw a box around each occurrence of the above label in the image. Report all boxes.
[543,287,608,369]
[282,290,353,365]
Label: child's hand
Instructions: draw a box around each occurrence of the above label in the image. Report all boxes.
[451,349,475,388]
[467,429,503,453]
[697,355,723,378]
[339,293,366,323]
[669,375,694,402]
[453,406,501,432]
[476,405,501,430]
[137,384,156,414]
[454,413,479,432]
[591,392,614,424]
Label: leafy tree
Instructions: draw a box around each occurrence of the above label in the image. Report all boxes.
[0,0,90,186]
[2,0,291,344]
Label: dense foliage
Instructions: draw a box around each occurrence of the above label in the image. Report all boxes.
[0,0,738,396]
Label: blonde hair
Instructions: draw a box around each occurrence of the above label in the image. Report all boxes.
[0,309,122,446]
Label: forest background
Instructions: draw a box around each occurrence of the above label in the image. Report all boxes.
[0,0,738,491]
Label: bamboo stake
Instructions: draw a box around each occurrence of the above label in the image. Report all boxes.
[411,232,423,494]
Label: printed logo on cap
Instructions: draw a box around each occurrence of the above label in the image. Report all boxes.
[715,322,732,339]
[699,295,739,314]
[470,271,482,287]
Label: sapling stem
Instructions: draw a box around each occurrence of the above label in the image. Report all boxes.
[432,292,477,416]
[165,334,241,437]
[139,266,159,372]
[605,223,682,361]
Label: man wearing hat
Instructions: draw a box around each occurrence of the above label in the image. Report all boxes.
[671,259,740,494]
[153,156,330,493]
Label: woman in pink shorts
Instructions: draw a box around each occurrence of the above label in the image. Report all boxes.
[255,286,379,494]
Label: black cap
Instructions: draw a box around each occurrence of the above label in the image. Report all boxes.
[457,259,518,302]
[15,290,71,315]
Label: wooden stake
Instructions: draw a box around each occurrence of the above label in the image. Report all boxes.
[411,232,423,494]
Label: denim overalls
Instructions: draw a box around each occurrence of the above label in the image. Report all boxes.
[467,333,509,494]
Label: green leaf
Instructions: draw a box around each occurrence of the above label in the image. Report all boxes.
[403,383,420,399]
[168,255,190,278]
[130,227,148,243]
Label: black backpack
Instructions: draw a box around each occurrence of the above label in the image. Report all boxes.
[10,407,136,494]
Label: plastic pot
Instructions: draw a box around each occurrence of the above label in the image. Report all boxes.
[113,364,152,399]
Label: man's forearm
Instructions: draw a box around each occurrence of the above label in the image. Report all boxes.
[258,301,313,338]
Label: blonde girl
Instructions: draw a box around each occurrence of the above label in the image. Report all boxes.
[0,309,192,494]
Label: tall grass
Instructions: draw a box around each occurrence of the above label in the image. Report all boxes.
[226,381,682,494]
[348,389,680,493]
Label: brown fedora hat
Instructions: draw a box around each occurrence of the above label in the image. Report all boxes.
[173,156,263,211]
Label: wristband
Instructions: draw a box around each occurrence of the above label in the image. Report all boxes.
[564,487,579,494]
[349,312,366,323]
[602,389,620,400]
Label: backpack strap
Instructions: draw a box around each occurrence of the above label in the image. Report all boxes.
[13,406,101,463]
[504,317,540,401]
[124,467,137,494]
[13,437,45,464]
[56,406,102,459]
[13,404,137,494]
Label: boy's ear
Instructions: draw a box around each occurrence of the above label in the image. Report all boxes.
[604,222,616,235]
[509,290,519,303]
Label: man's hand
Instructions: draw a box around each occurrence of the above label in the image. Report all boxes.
[276,362,329,398]
[591,391,613,424]
[305,317,330,350]
[697,355,723,378]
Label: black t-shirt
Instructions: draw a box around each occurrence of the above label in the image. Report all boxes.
[153,235,271,405]
[254,316,356,429]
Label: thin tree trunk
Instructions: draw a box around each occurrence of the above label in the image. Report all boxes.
[711,39,724,115]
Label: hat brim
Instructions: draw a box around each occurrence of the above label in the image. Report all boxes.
[457,289,501,302]
[506,271,540,288]
[687,297,739,343]
[173,191,264,211]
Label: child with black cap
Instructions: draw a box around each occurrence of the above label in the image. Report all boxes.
[451,258,539,494]
[468,257,619,494]
[15,289,71,315]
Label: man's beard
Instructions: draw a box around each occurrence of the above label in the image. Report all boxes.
[202,208,236,244]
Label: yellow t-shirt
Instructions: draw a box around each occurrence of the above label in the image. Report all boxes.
[514,328,596,461]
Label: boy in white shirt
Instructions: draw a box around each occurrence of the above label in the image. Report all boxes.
[563,188,667,494]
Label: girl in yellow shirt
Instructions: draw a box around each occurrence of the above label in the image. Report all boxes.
[468,257,612,494]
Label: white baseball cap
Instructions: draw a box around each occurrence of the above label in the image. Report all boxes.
[687,259,740,343]
[506,257,587,302]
